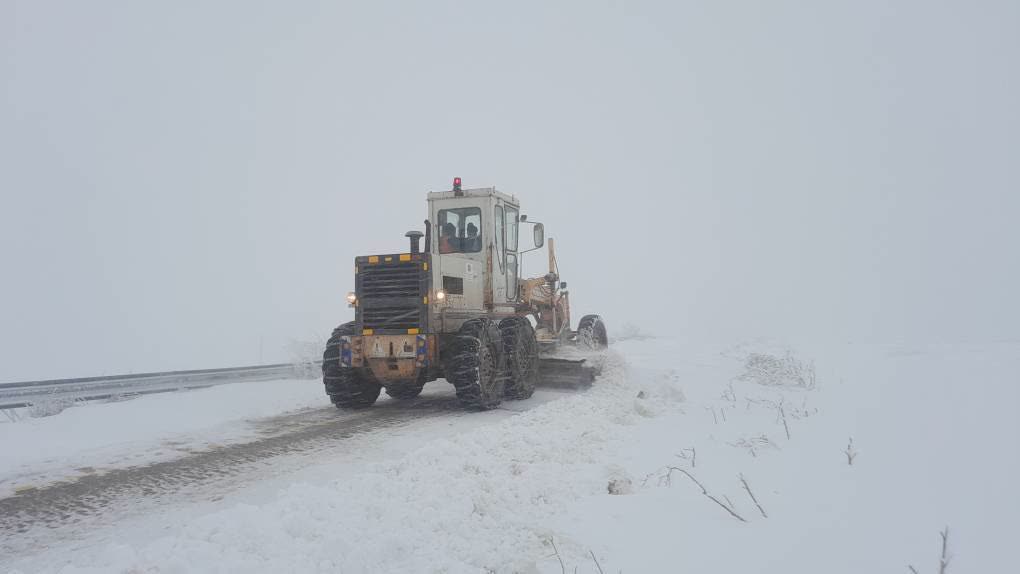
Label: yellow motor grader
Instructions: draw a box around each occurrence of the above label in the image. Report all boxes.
[322,178,607,409]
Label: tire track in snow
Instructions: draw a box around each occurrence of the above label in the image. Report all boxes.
[0,393,470,552]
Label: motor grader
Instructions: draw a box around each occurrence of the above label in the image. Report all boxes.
[322,178,608,410]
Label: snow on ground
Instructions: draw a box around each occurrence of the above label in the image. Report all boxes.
[4,338,1018,573]
[0,379,325,497]
[550,340,1020,572]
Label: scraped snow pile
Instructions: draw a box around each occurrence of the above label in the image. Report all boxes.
[12,339,1020,573]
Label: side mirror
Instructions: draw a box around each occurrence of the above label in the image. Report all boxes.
[533,223,545,248]
[520,214,528,222]
[559,281,567,290]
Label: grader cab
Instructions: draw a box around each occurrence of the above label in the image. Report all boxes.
[322,178,607,410]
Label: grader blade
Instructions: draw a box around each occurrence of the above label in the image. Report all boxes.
[537,357,598,389]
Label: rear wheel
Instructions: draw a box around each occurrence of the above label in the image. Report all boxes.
[322,322,382,409]
[446,318,505,409]
[500,317,539,400]
[577,315,609,350]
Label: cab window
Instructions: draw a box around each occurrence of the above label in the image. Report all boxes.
[506,252,518,299]
[505,206,519,251]
[437,207,482,254]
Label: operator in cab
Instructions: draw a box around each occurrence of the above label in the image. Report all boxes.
[463,222,481,252]
[439,222,459,254]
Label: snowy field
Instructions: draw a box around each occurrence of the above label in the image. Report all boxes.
[2,338,1018,573]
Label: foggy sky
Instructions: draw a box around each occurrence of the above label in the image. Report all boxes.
[2,0,1018,381]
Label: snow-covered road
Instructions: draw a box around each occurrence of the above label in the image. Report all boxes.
[0,379,578,561]
[2,338,1017,573]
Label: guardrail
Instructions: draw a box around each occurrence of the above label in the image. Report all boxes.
[0,363,318,411]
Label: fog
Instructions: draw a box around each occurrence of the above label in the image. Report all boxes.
[2,0,1017,381]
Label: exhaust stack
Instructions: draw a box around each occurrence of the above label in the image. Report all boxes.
[405,231,424,254]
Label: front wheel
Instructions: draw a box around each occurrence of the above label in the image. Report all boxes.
[577,315,609,350]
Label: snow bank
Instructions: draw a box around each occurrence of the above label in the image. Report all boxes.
[0,379,324,496]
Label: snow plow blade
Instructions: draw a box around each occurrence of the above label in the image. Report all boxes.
[537,357,598,389]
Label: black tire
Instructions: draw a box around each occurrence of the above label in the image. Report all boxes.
[385,370,427,400]
[577,315,609,350]
[322,322,382,409]
[446,318,505,409]
[499,317,539,400]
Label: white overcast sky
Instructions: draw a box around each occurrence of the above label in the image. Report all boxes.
[2,0,1017,381]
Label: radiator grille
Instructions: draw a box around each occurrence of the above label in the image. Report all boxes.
[361,306,421,331]
[361,265,421,297]
[357,260,424,331]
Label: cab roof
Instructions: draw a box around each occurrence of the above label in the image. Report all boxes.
[427,187,519,207]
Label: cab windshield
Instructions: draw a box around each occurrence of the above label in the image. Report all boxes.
[437,207,482,254]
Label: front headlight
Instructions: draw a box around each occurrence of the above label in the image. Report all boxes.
[346,292,357,305]
[435,290,446,301]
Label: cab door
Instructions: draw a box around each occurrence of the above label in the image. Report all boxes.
[503,204,520,302]
[492,203,508,304]
[490,201,521,307]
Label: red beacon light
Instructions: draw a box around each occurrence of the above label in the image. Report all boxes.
[453,177,462,194]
